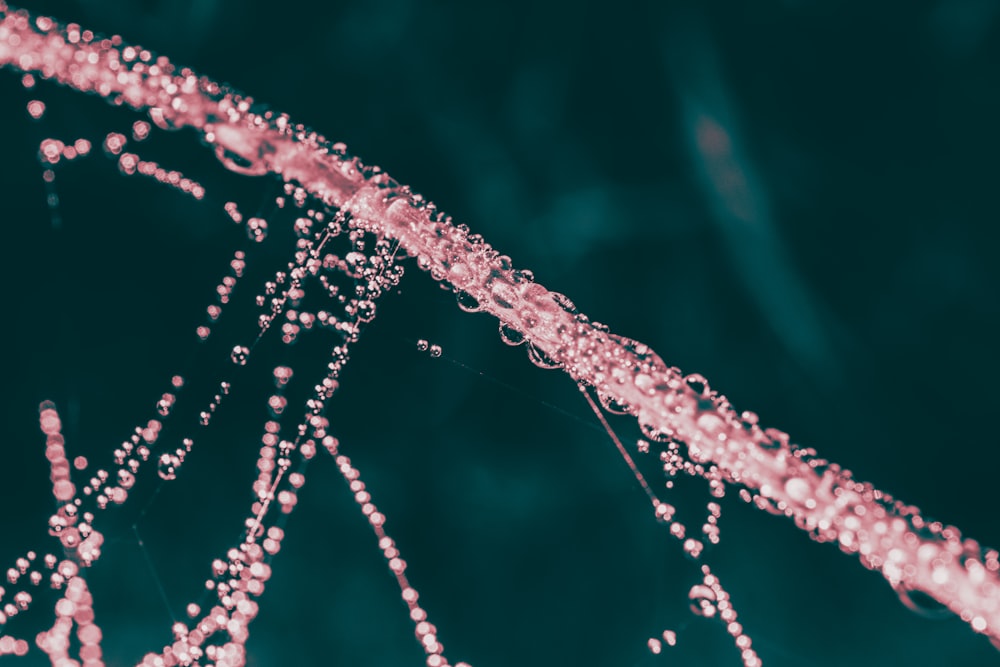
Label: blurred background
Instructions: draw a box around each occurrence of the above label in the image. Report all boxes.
[1,0,999,665]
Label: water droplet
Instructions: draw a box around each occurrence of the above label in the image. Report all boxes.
[117,470,135,489]
[683,538,704,560]
[688,584,718,618]
[456,292,481,313]
[429,344,442,358]
[894,584,953,619]
[526,342,561,369]
[654,502,676,523]
[26,99,45,119]
[551,292,576,313]
[416,339,429,352]
[213,143,270,177]
[157,453,181,481]
[783,476,810,504]
[490,282,517,309]
[684,373,710,396]
[231,345,250,365]
[499,323,525,346]
[247,217,268,242]
[640,421,673,443]
[354,299,375,323]
[597,390,630,415]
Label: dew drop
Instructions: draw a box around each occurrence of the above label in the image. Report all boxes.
[416,339,429,352]
[894,584,953,619]
[783,476,810,504]
[526,342,561,370]
[247,217,268,242]
[429,344,442,358]
[117,470,135,490]
[640,421,673,443]
[157,453,181,481]
[456,292,481,313]
[26,99,45,120]
[499,323,525,346]
[355,299,375,323]
[684,373,710,397]
[688,584,718,618]
[214,144,270,177]
[490,282,517,309]
[597,390,630,415]
[550,292,576,313]
[682,538,704,560]
[231,345,250,365]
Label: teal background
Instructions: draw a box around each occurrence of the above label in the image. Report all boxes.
[1,1,999,665]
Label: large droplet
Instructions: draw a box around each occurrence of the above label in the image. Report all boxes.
[684,373,710,397]
[783,476,811,504]
[639,420,673,443]
[499,323,525,346]
[490,282,517,309]
[597,390,631,415]
[526,342,561,370]
[456,292,482,313]
[212,131,271,176]
[894,583,953,619]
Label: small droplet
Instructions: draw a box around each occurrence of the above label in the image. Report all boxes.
[429,344,442,358]
[157,453,181,481]
[231,345,250,365]
[132,120,151,141]
[26,99,45,120]
[247,217,268,242]
[688,584,718,618]
[355,299,375,323]
[416,339,429,352]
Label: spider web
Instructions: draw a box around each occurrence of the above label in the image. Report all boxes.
[2,2,1000,666]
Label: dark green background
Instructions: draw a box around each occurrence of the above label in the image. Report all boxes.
[1,1,999,665]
